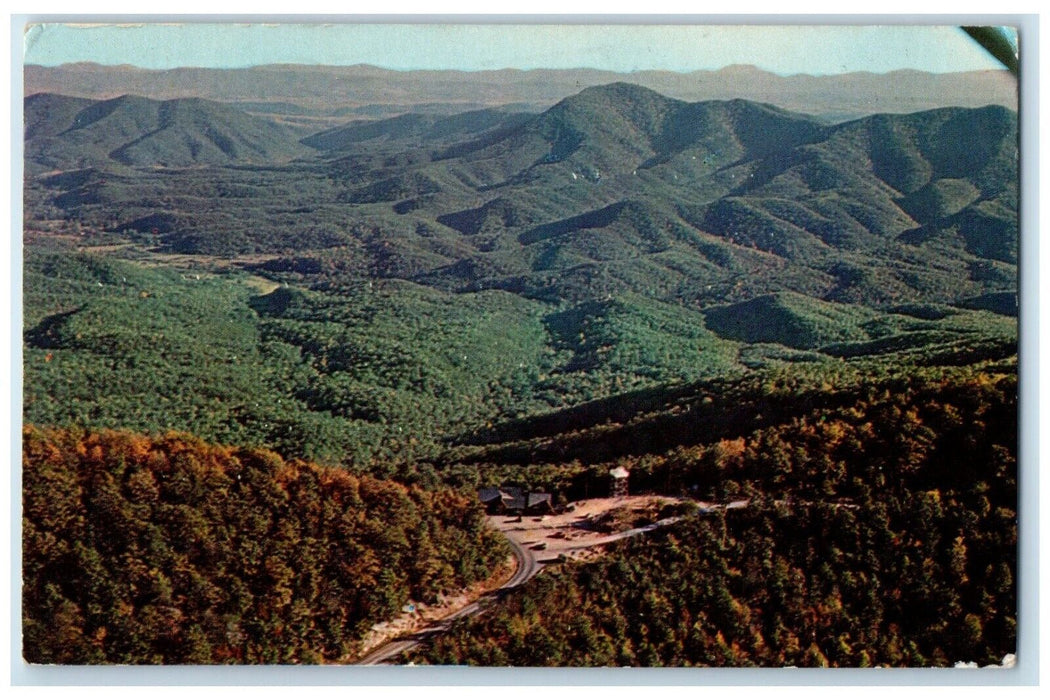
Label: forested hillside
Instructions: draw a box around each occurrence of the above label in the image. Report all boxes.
[22,427,507,664]
[23,247,1014,471]
[24,93,311,173]
[410,365,1017,667]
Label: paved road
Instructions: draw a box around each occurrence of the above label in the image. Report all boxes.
[354,528,543,666]
[353,506,715,666]
[355,498,781,664]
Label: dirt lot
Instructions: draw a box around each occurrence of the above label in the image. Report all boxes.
[487,495,690,563]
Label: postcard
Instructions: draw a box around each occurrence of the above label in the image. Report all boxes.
[19,22,1020,672]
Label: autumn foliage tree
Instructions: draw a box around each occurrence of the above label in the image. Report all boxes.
[22,426,507,664]
[410,367,1017,667]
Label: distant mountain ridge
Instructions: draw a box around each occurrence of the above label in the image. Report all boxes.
[24,92,311,172]
[25,62,1017,124]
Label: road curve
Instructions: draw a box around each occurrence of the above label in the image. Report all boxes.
[354,527,539,666]
[501,529,543,589]
[353,506,696,665]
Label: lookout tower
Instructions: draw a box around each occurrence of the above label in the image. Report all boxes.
[609,467,630,498]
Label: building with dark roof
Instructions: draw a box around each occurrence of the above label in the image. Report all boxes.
[479,485,553,514]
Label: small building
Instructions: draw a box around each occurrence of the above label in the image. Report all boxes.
[609,467,630,498]
[526,492,554,514]
[478,485,553,515]
[478,486,503,508]
[501,486,526,513]
[478,485,523,514]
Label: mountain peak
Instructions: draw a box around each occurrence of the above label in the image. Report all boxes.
[561,81,677,107]
[716,64,766,74]
[542,82,685,134]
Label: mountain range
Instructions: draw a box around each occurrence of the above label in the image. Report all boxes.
[24,82,1017,323]
[24,63,1017,125]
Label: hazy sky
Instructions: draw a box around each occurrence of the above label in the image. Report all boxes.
[22,23,1011,75]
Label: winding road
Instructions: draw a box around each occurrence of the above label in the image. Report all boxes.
[353,499,748,665]
[354,527,543,665]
